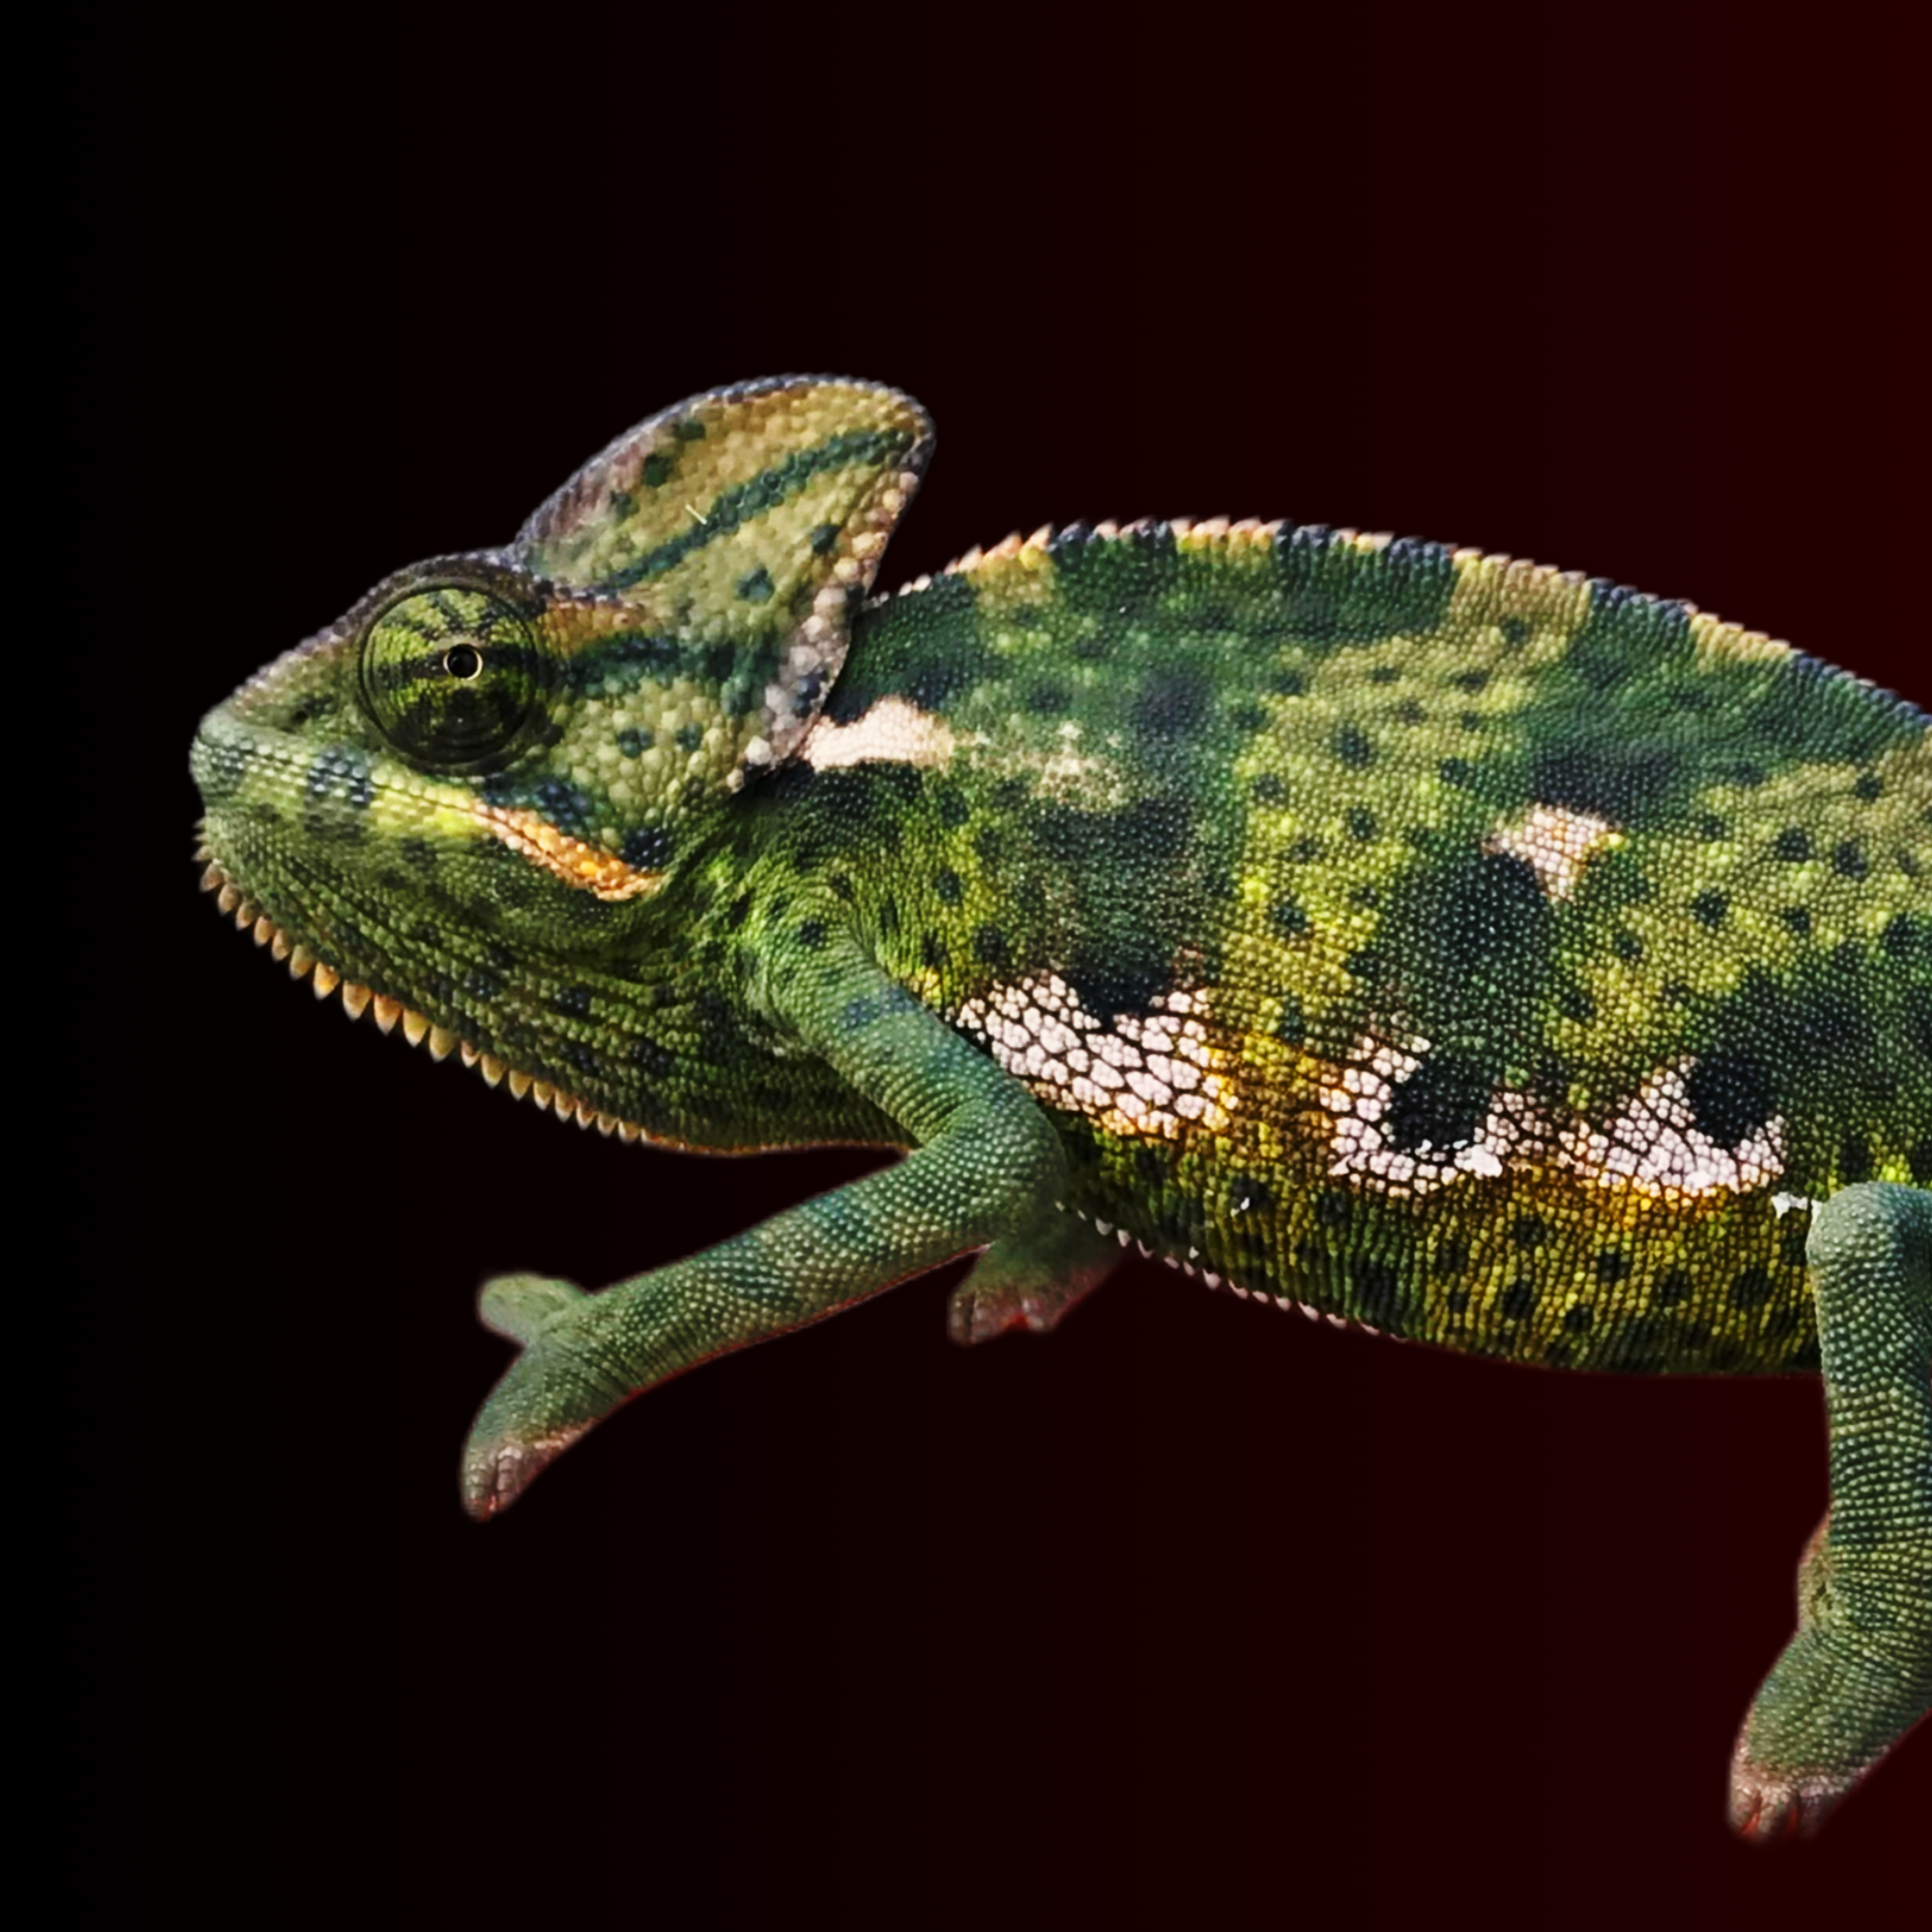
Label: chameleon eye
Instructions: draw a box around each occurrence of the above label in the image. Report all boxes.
[360,586,548,769]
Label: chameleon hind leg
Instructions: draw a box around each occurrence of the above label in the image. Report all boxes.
[1730,1181,1932,1839]
[947,1206,1123,1344]
[461,928,1068,1518]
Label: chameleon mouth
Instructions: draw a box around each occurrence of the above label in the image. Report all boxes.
[193,837,649,1143]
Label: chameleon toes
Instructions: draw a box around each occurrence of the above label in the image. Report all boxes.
[479,1273,588,1344]
[945,1207,1121,1345]
[1726,1742,1854,1843]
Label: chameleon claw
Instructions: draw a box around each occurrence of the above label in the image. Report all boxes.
[461,1414,591,1520]
[1726,1742,1854,1844]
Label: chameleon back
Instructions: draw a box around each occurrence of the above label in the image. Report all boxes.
[772,521,1931,1372]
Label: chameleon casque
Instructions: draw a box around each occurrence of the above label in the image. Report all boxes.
[190,375,1929,1838]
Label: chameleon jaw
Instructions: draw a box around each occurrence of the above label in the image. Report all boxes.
[194,839,651,1143]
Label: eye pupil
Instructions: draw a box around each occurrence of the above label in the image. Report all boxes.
[444,643,483,680]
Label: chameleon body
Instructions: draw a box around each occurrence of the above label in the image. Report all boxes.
[190,376,1929,1837]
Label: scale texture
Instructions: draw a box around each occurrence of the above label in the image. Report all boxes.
[190,375,1929,1838]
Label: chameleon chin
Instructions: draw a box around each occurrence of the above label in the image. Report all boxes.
[190,374,1929,1841]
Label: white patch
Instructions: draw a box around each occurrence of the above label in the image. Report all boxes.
[1560,1060,1786,1200]
[1771,1191,1821,1218]
[1319,1032,1534,1197]
[1483,803,1621,899]
[953,975,1235,1139]
[1321,1035,1786,1208]
[799,696,955,771]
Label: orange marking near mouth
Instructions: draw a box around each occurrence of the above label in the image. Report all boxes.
[481,806,665,902]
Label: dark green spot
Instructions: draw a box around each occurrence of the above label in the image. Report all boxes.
[1384,1049,1490,1156]
[1354,1260,1400,1326]
[1881,913,1921,959]
[1269,897,1309,940]
[1333,724,1375,769]
[1684,1049,1775,1148]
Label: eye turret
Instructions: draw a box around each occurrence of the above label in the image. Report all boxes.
[360,585,549,769]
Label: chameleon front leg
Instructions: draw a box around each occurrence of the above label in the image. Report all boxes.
[461,931,1068,1518]
[1730,1181,1932,1838]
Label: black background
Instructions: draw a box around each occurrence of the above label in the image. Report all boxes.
[136,20,1923,1924]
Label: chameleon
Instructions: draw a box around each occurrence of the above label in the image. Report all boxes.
[189,374,1928,1839]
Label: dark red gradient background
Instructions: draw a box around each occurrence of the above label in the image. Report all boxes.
[143,27,1923,1926]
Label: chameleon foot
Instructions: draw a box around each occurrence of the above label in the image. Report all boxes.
[479,1272,588,1342]
[1729,1520,1880,1840]
[947,1207,1122,1345]
[1728,1182,1932,1840]
[464,1274,624,1519]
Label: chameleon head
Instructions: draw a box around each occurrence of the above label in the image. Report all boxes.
[190,375,933,1121]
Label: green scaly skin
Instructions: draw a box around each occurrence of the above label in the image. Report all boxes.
[189,375,1929,1838]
